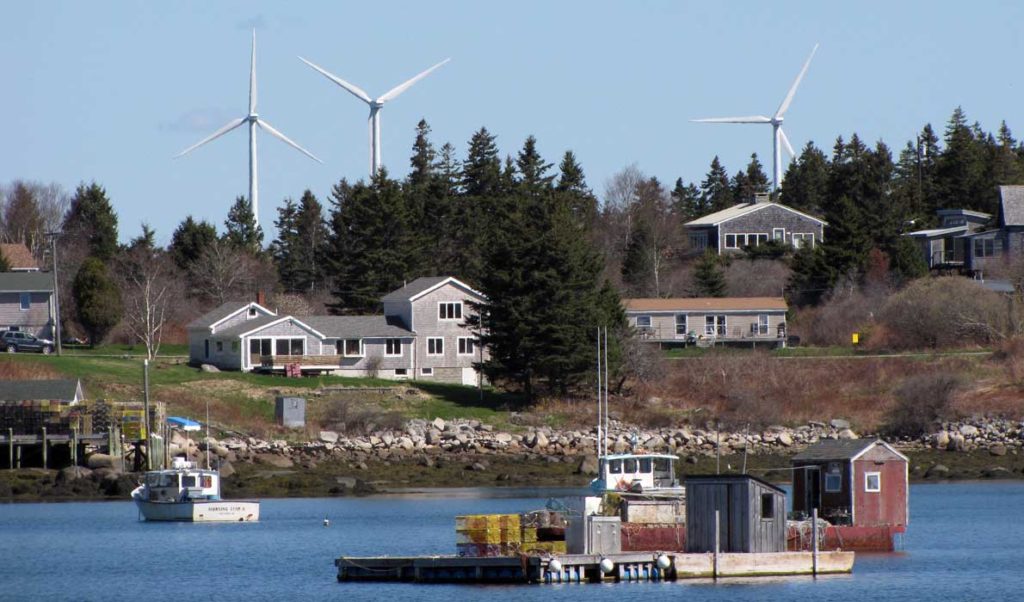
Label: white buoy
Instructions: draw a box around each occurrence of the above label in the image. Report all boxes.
[656,554,671,570]
[323,518,330,527]
[548,559,562,574]
[599,558,614,574]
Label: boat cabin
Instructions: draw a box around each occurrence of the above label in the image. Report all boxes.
[141,457,222,502]
[791,439,908,528]
[591,453,680,493]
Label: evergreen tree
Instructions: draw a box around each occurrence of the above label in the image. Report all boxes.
[670,178,702,223]
[556,150,597,227]
[820,194,872,279]
[888,236,928,283]
[127,223,156,253]
[0,247,10,272]
[692,251,726,297]
[732,153,769,202]
[272,191,329,292]
[168,216,217,270]
[700,156,733,213]
[621,220,654,295]
[462,127,502,198]
[787,245,833,307]
[72,257,123,346]
[779,141,830,214]
[935,107,990,213]
[327,169,417,313]
[408,119,437,190]
[515,136,555,195]
[223,196,264,252]
[62,182,119,261]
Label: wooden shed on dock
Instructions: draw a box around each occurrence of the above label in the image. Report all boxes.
[791,439,908,528]
[684,474,786,553]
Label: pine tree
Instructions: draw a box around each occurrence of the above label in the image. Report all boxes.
[692,251,726,297]
[621,220,654,295]
[779,141,830,214]
[700,156,733,213]
[272,191,329,292]
[127,223,156,253]
[515,136,555,195]
[556,150,597,228]
[223,196,264,252]
[462,127,502,198]
[670,178,702,222]
[62,182,119,261]
[72,257,123,346]
[408,119,437,190]
[168,216,217,270]
[888,236,928,283]
[787,245,833,307]
[936,107,990,213]
[732,153,769,202]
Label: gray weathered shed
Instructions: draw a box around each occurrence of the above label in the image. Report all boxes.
[685,474,786,553]
[275,396,305,428]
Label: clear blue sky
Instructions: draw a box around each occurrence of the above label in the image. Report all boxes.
[3,1,1023,244]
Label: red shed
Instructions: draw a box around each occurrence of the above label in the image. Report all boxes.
[791,439,908,528]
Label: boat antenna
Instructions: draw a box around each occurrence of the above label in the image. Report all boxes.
[603,326,609,456]
[716,421,721,475]
[742,423,750,474]
[205,396,211,470]
[596,326,603,458]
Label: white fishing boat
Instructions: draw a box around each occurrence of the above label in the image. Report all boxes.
[589,452,684,496]
[131,417,259,522]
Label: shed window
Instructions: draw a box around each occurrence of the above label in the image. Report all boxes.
[608,459,622,474]
[761,493,775,519]
[825,473,842,493]
[865,472,881,492]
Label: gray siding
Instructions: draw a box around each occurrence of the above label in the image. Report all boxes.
[211,306,275,334]
[718,204,824,253]
[382,299,413,330]
[629,310,786,340]
[412,283,485,372]
[0,292,53,337]
[686,477,786,553]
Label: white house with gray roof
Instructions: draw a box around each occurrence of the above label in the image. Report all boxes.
[187,277,486,385]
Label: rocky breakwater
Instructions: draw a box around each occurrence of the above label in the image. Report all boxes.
[915,418,1024,478]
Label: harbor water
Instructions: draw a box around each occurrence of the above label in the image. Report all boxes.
[1,482,1022,601]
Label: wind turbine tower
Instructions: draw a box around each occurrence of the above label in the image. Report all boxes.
[177,31,322,228]
[298,56,450,175]
[693,44,819,193]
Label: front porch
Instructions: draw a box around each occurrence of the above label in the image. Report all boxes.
[252,354,342,375]
[636,326,786,349]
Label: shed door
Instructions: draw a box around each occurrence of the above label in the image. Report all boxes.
[805,467,820,516]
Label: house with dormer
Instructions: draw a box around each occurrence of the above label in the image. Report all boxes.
[186,277,485,385]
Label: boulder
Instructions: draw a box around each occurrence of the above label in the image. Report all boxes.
[432,417,446,432]
[925,464,950,479]
[989,443,1008,457]
[830,419,851,430]
[934,431,950,450]
[576,455,600,476]
[199,363,220,373]
[983,466,1012,478]
[837,428,858,440]
[471,462,488,472]
[494,432,513,444]
[319,431,339,444]
[959,424,979,437]
[57,466,92,483]
[777,432,794,447]
[254,453,294,468]
[426,429,443,445]
[949,433,966,452]
[86,453,118,470]
[397,437,415,451]
[218,460,235,479]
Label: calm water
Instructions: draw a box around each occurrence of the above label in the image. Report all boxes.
[1,482,1023,601]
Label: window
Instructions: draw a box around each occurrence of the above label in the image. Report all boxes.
[427,337,444,356]
[638,458,652,473]
[705,315,726,336]
[772,228,785,241]
[792,233,815,249]
[216,341,223,352]
[825,473,842,493]
[394,368,408,376]
[19,293,30,311]
[865,472,881,493]
[290,338,304,355]
[689,232,707,251]
[608,459,622,474]
[624,458,637,473]
[439,302,463,320]
[421,367,433,376]
[385,338,403,356]
[182,475,197,488]
[653,457,670,473]
[751,314,769,335]
[341,339,363,357]
[725,234,737,249]
[231,341,239,352]
[251,339,272,356]
[275,339,290,355]
[974,238,995,258]
[248,307,257,317]
[675,314,687,336]
[457,337,475,355]
[204,340,209,358]
[636,315,652,328]
[761,493,775,519]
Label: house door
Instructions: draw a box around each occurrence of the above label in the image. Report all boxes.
[805,467,821,516]
[204,339,209,359]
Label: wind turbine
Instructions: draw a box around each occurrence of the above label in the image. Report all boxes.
[298,56,450,175]
[693,44,819,193]
[177,31,322,228]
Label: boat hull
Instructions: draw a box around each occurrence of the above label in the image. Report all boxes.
[133,495,260,522]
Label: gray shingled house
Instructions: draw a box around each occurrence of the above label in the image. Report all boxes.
[187,277,486,385]
[904,208,992,269]
[684,195,826,255]
[0,272,56,339]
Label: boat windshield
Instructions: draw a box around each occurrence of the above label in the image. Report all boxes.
[182,475,197,488]
[608,459,622,474]
[158,473,178,488]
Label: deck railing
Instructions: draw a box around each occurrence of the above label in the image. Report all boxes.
[635,326,784,342]
[259,354,342,367]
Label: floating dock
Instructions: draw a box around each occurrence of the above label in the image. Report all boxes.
[335,550,854,584]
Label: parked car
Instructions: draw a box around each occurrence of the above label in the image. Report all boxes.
[1,331,55,354]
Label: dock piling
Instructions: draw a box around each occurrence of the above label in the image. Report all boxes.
[812,508,819,577]
[41,427,47,469]
[713,509,720,579]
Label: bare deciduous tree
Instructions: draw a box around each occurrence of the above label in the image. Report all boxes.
[116,248,180,360]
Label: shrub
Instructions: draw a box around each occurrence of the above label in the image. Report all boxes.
[879,277,1010,349]
[882,373,959,438]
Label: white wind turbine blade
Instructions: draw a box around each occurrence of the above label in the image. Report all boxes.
[774,43,819,120]
[377,58,450,103]
[257,119,323,163]
[779,127,796,157]
[249,30,257,114]
[692,115,772,123]
[175,117,247,157]
[298,57,373,104]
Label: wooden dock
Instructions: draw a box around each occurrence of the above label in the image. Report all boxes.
[335,550,854,584]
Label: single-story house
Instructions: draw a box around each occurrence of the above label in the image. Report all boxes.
[623,297,788,347]
[187,277,487,385]
[685,194,826,255]
[0,379,84,405]
[0,272,56,339]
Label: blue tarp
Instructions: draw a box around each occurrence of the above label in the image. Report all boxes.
[167,416,202,431]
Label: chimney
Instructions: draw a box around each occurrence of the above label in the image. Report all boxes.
[754,192,771,204]
[256,290,266,306]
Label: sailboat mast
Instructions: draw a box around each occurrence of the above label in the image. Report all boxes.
[596,327,603,457]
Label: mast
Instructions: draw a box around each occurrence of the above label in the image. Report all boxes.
[596,327,603,457]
